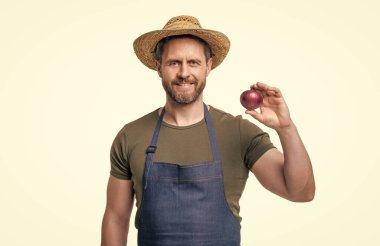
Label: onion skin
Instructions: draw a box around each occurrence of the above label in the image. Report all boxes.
[240,89,263,110]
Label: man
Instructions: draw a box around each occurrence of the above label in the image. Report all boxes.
[101,15,315,246]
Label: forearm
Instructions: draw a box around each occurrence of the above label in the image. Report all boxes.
[277,122,315,201]
[101,211,130,246]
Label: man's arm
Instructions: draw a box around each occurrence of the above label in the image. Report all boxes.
[251,128,315,202]
[101,176,134,246]
[246,82,315,202]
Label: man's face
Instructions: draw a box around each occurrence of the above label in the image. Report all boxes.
[157,38,213,105]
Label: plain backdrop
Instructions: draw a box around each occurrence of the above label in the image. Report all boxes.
[1,0,379,245]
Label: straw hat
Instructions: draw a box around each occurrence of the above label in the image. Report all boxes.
[133,15,230,70]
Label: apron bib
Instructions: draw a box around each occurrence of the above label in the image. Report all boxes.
[138,104,240,246]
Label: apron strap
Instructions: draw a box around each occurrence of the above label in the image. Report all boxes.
[144,107,165,189]
[203,103,221,162]
[146,107,165,152]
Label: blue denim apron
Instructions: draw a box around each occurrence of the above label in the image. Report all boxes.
[138,104,241,246]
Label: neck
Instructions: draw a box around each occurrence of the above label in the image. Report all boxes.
[160,97,208,126]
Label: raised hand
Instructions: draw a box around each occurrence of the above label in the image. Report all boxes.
[245,82,293,131]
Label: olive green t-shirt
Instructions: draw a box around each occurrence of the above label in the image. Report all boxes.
[110,105,275,228]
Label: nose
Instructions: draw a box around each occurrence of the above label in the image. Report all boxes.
[178,63,190,80]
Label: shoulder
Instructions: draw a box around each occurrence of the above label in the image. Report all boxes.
[209,105,242,123]
[209,105,267,137]
[209,105,245,141]
[111,109,159,149]
[117,109,159,136]
[209,105,255,128]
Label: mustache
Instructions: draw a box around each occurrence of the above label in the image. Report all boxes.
[172,78,197,85]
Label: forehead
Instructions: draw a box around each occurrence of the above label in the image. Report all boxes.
[162,38,205,58]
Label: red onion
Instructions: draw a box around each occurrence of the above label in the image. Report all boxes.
[240,89,263,110]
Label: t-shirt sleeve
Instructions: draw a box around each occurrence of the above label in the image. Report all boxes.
[239,118,276,169]
[109,127,132,180]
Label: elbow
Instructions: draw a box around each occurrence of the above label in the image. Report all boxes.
[294,192,315,202]
[288,193,314,203]
[307,188,316,202]
[288,185,315,203]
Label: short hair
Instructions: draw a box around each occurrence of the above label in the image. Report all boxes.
[154,34,212,63]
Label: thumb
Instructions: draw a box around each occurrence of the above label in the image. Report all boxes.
[245,109,263,123]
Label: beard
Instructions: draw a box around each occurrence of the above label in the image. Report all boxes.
[162,77,206,105]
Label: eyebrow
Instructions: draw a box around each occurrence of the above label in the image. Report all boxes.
[165,58,202,64]
[188,59,202,64]
[166,59,181,63]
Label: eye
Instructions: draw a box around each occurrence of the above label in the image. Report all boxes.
[189,60,200,66]
[168,60,179,66]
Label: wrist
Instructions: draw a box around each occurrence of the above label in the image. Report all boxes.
[275,121,297,135]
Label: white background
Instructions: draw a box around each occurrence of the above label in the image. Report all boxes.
[1,0,379,245]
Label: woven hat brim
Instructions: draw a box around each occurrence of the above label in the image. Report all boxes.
[133,29,230,70]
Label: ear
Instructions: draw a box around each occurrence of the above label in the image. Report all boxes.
[206,57,213,77]
[156,60,162,78]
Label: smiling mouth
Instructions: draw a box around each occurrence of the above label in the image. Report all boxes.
[173,82,196,90]
[173,78,196,86]
[175,83,193,86]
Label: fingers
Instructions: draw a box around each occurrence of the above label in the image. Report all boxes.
[245,109,263,123]
[250,82,282,97]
